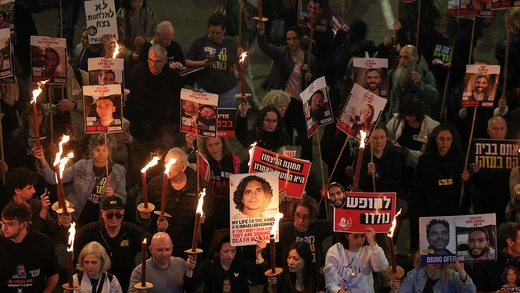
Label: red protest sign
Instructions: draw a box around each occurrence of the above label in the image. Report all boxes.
[333,192,396,233]
[248,146,311,199]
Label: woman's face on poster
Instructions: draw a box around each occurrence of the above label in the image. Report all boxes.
[44,50,58,71]
[360,105,372,122]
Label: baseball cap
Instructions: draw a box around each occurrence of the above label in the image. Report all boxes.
[102,197,124,210]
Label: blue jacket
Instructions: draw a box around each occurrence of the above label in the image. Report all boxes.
[399,266,476,293]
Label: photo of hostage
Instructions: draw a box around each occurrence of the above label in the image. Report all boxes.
[469,75,491,101]
[458,227,496,261]
[42,47,61,80]
[89,94,122,127]
[425,219,453,255]
[193,104,217,131]
[352,104,375,139]
[181,100,198,119]
[365,68,382,96]
[307,89,329,122]
[232,175,274,219]
[97,69,116,85]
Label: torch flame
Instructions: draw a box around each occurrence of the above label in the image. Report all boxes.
[248,142,257,166]
[58,152,74,179]
[196,188,206,214]
[239,51,248,63]
[141,156,160,173]
[143,238,147,244]
[387,208,402,238]
[66,222,76,252]
[53,135,71,168]
[112,42,120,58]
[269,213,284,236]
[164,158,176,175]
[359,130,367,149]
[31,80,49,104]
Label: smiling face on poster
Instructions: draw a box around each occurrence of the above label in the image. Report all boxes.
[229,172,280,246]
[336,83,387,142]
[88,57,124,87]
[180,89,218,138]
[455,214,497,262]
[419,216,457,264]
[297,0,330,32]
[30,36,68,84]
[353,58,388,99]
[83,84,123,133]
[300,77,334,138]
[461,64,500,107]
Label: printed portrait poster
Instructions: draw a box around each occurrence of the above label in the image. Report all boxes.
[83,84,123,133]
[30,36,68,85]
[180,89,218,138]
[229,172,280,246]
[459,0,480,17]
[297,0,330,32]
[249,145,311,199]
[333,192,396,233]
[300,76,334,138]
[353,57,389,99]
[337,83,387,142]
[491,0,511,9]
[472,139,519,172]
[217,108,236,137]
[455,214,497,262]
[84,0,118,44]
[461,64,500,108]
[0,0,14,36]
[0,28,12,79]
[448,0,460,15]
[419,216,457,265]
[87,57,124,86]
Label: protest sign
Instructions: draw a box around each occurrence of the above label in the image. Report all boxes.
[88,57,124,86]
[297,0,330,32]
[180,88,218,138]
[30,36,67,85]
[448,0,460,15]
[461,64,500,108]
[249,145,311,199]
[455,214,497,262]
[337,83,387,142]
[230,172,280,246]
[217,108,236,137]
[300,76,334,137]
[419,214,496,264]
[84,0,118,44]
[0,28,12,79]
[333,192,396,233]
[83,84,123,133]
[472,139,519,171]
[353,57,388,99]
[491,0,511,9]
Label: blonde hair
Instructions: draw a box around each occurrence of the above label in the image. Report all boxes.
[76,241,111,273]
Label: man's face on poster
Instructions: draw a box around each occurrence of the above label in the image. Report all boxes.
[307,1,322,22]
[328,186,345,207]
[99,71,115,85]
[16,265,25,277]
[365,70,381,91]
[427,223,450,251]
[242,180,266,212]
[182,100,196,116]
[474,76,489,94]
[198,106,216,126]
[32,46,45,67]
[468,229,489,259]
[96,98,116,122]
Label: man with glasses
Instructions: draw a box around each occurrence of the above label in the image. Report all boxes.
[126,44,181,143]
[73,196,157,292]
[0,202,59,292]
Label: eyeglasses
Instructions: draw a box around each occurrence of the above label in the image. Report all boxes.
[148,58,165,66]
[294,213,310,222]
[105,212,124,219]
[263,118,278,124]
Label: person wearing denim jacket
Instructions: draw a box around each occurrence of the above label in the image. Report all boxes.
[398,262,476,293]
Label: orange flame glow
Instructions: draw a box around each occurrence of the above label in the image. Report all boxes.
[359,130,367,149]
[387,208,402,238]
[270,213,284,236]
[196,188,206,214]
[141,156,160,174]
[31,80,49,104]
[66,222,76,252]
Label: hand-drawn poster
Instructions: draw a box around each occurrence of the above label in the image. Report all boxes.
[217,108,236,137]
[300,76,334,138]
[333,192,396,233]
[84,0,118,44]
[455,214,497,262]
[297,0,330,32]
[230,172,280,246]
[353,57,388,99]
[83,84,123,133]
[180,89,218,138]
[337,83,387,141]
[31,36,67,85]
[461,64,500,107]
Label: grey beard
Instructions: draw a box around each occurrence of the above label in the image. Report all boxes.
[393,64,415,87]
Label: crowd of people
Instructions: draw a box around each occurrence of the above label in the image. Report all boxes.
[3,0,520,292]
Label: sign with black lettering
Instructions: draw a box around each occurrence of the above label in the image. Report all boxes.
[216,108,236,137]
[333,192,396,233]
[84,0,118,44]
[472,139,519,171]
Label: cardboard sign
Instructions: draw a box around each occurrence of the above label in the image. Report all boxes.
[472,139,519,171]
[461,64,500,108]
[0,28,12,79]
[87,57,124,85]
[83,84,123,133]
[229,172,280,246]
[30,36,68,85]
[300,77,334,138]
[216,108,236,137]
[249,146,311,199]
[337,83,387,142]
[419,214,496,264]
[353,58,389,99]
[333,192,396,233]
[180,88,218,138]
[84,0,118,44]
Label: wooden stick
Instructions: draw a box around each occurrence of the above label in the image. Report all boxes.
[502,9,512,99]
[459,106,478,206]
[415,0,421,49]
[316,127,327,215]
[105,132,110,188]
[439,38,457,122]
[239,0,243,47]
[48,85,54,143]
[196,134,200,194]
[370,138,375,192]
[305,27,314,88]
[394,0,399,42]
[468,17,476,64]
[0,100,5,184]
[59,0,63,38]
[326,137,349,187]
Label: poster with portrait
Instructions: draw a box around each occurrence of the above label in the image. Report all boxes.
[455,214,497,262]
[300,76,334,138]
[0,28,12,79]
[180,89,218,138]
[419,216,457,264]
[30,36,68,85]
[0,0,14,35]
[229,172,280,246]
[337,83,387,142]
[491,0,511,9]
[83,84,123,133]
[479,0,493,17]
[333,192,396,233]
[217,108,236,137]
[461,64,500,107]
[471,139,519,172]
[88,57,124,86]
[84,0,118,44]
[248,145,312,199]
[353,57,388,99]
[458,0,479,17]
[447,0,460,15]
[297,0,330,32]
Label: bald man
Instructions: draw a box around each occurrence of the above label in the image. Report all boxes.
[128,232,188,293]
[138,21,186,69]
